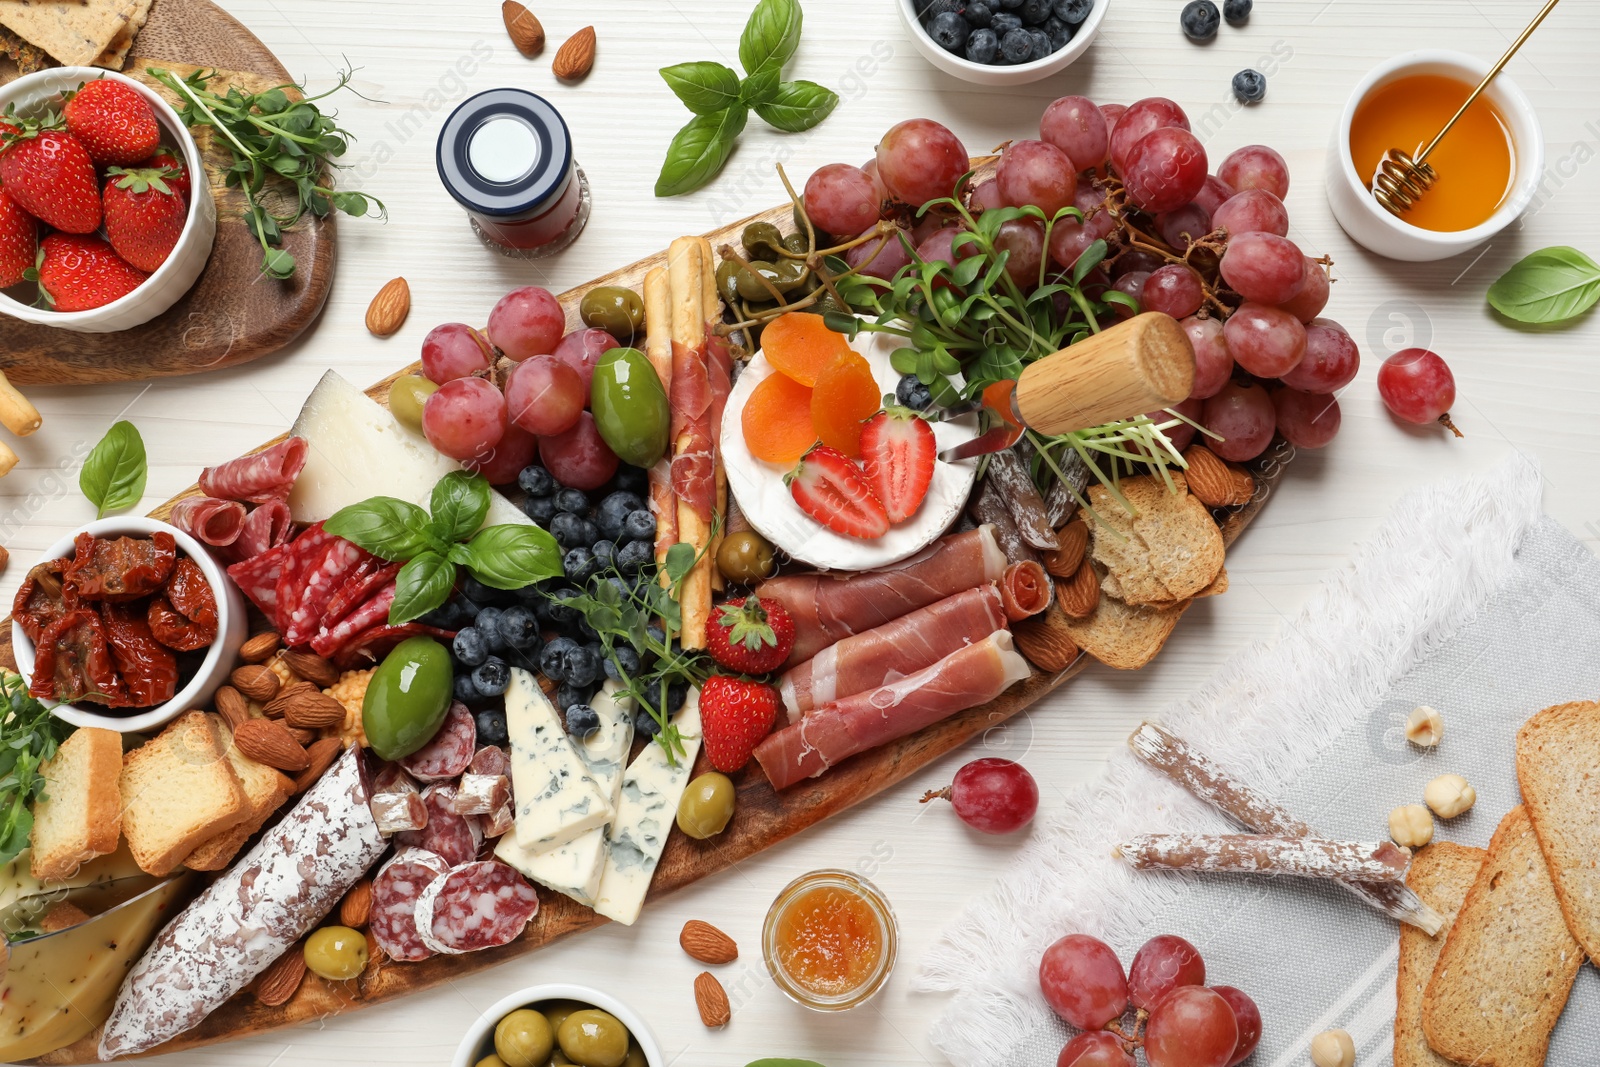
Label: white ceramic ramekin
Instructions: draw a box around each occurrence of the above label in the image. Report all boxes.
[451,984,664,1067]
[1326,49,1544,262]
[0,67,217,332]
[897,0,1108,86]
[12,516,246,734]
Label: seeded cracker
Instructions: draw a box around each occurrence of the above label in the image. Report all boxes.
[0,25,54,73]
[0,0,143,68]
[92,0,152,70]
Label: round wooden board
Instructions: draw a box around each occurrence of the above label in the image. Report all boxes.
[0,0,334,386]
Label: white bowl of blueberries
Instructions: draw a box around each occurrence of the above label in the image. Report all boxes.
[899,0,1104,85]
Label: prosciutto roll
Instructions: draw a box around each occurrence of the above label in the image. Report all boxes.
[167,496,246,549]
[758,526,1010,667]
[778,584,1009,721]
[198,436,309,503]
[755,630,1031,791]
[1000,560,1052,621]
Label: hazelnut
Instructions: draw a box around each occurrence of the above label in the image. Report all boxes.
[1424,774,1476,819]
[1389,803,1434,848]
[1405,705,1444,747]
[1310,1028,1355,1067]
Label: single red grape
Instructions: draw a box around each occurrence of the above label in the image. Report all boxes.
[1111,270,1150,320]
[1193,174,1236,216]
[1108,97,1190,174]
[1378,348,1460,433]
[1142,264,1206,319]
[1122,127,1208,213]
[862,157,889,206]
[1111,249,1164,279]
[805,163,881,238]
[997,139,1078,217]
[1128,934,1207,1010]
[995,218,1046,287]
[420,323,494,383]
[1225,302,1306,378]
[846,224,914,280]
[1182,315,1233,399]
[463,423,538,485]
[1210,986,1263,1067]
[969,177,1006,214]
[539,411,619,489]
[1220,232,1305,305]
[1157,202,1212,251]
[1280,319,1359,392]
[552,327,618,392]
[1212,188,1289,238]
[1274,388,1341,448]
[916,226,967,269]
[1041,95,1108,170]
[1145,986,1238,1067]
[505,355,585,437]
[1202,381,1276,461]
[487,285,565,361]
[1099,102,1128,139]
[876,118,969,208]
[1057,1031,1134,1067]
[937,757,1039,834]
[1039,934,1129,1029]
[912,207,959,245]
[1149,396,1204,452]
[1278,256,1330,322]
[423,376,508,461]
[1217,144,1290,200]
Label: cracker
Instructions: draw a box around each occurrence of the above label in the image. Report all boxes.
[1059,592,1188,671]
[1088,474,1224,606]
[1395,842,1487,1067]
[0,0,142,67]
[91,0,151,70]
[1516,699,1600,961]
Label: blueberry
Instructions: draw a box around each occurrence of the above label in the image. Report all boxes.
[634,710,662,740]
[556,681,595,712]
[540,636,578,681]
[1053,0,1091,24]
[565,703,600,738]
[1027,27,1052,57]
[554,488,590,515]
[603,644,643,683]
[452,627,489,667]
[518,465,556,496]
[453,671,480,704]
[666,681,688,713]
[575,615,600,642]
[563,546,598,584]
[991,11,1022,33]
[592,539,618,570]
[475,707,509,747]
[564,644,603,688]
[543,587,582,627]
[964,0,993,25]
[473,657,510,697]
[919,0,960,18]
[962,27,998,62]
[892,374,931,410]
[421,598,470,629]
[1180,0,1219,40]
[462,575,513,606]
[1232,68,1266,103]
[521,494,558,525]
[996,0,1023,9]
[474,607,506,649]
[611,464,649,495]
[1043,15,1074,48]
[616,539,653,576]
[1223,0,1250,21]
[646,623,666,649]
[550,512,587,550]
[622,510,656,544]
[1018,0,1051,24]
[596,491,642,540]
[998,26,1033,61]
[497,605,540,650]
[926,10,969,51]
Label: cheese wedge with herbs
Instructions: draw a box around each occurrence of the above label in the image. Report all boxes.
[505,669,614,850]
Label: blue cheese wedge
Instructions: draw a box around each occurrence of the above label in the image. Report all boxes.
[496,682,635,904]
[592,690,702,925]
[505,668,614,850]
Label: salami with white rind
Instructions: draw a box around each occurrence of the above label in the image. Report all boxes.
[400,700,477,781]
[369,848,451,963]
[372,790,429,834]
[415,860,540,955]
[482,803,515,840]
[98,745,384,1059]
[451,773,511,816]
[395,783,482,865]
[468,745,510,777]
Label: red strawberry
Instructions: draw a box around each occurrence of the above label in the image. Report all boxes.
[787,445,890,540]
[706,597,795,675]
[144,147,192,203]
[63,78,160,166]
[103,166,189,272]
[860,407,936,524]
[0,190,37,289]
[700,675,780,773]
[29,234,149,312]
[0,129,101,233]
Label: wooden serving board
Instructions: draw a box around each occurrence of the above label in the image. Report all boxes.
[13,191,1289,1062]
[0,0,334,386]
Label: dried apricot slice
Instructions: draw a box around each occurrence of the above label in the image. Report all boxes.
[811,352,881,458]
[761,312,853,387]
[743,371,817,465]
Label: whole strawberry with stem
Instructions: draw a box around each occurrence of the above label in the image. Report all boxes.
[700,675,780,773]
[706,596,795,675]
[144,146,192,202]
[63,78,160,166]
[103,165,189,272]
[0,121,101,234]
[27,234,148,312]
[0,189,38,289]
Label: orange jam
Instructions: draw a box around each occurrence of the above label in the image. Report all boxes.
[1349,72,1515,232]
[775,886,884,997]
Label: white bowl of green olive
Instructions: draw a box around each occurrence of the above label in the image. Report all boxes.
[454,985,661,1067]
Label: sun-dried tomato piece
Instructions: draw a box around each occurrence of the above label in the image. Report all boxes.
[164,557,218,631]
[65,532,177,602]
[100,602,179,707]
[147,595,215,652]
[12,560,74,643]
[30,609,128,706]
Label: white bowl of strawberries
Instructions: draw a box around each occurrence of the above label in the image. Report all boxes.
[0,67,216,333]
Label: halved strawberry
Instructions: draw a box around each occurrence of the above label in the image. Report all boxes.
[786,445,890,540]
[860,407,936,523]
[0,190,37,289]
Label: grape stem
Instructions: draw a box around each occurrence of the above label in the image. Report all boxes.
[1439,412,1464,437]
[918,787,953,804]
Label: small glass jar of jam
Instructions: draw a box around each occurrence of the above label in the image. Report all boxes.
[436,88,590,259]
[762,869,898,1011]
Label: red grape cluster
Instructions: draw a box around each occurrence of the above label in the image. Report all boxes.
[1040,933,1262,1067]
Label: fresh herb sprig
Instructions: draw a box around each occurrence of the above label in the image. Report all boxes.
[79,420,147,519]
[1487,246,1600,325]
[0,672,71,867]
[656,0,838,197]
[325,472,563,625]
[147,66,385,279]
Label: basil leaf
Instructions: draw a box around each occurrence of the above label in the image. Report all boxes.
[461,524,565,589]
[661,61,743,115]
[738,0,802,81]
[80,420,147,519]
[1487,246,1600,324]
[752,79,838,133]
[740,68,781,106]
[389,551,455,625]
[430,471,490,543]
[325,497,436,560]
[655,107,748,197]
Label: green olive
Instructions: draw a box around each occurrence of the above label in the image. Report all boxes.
[782,231,810,256]
[579,286,646,343]
[716,529,776,584]
[590,347,670,468]
[621,1041,646,1067]
[476,1055,509,1067]
[742,221,787,261]
[389,374,438,431]
[557,1009,630,1067]
[537,1000,588,1036]
[677,772,736,839]
[494,1009,555,1067]
[302,925,368,981]
[550,1053,574,1067]
[361,636,454,760]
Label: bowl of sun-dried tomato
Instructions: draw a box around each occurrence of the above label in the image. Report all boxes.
[12,516,248,733]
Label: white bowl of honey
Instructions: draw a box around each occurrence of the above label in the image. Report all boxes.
[1326,50,1543,262]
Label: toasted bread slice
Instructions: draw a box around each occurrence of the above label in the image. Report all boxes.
[1087,474,1224,606]
[1060,591,1189,670]
[1422,807,1581,1067]
[1516,700,1600,961]
[119,712,250,877]
[29,727,123,882]
[182,724,295,872]
[1396,842,1488,1067]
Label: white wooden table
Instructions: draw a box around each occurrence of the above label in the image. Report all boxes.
[5,1,1599,1063]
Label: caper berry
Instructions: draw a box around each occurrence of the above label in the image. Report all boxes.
[782,231,810,256]
[715,257,744,305]
[302,926,368,981]
[677,772,737,839]
[716,529,775,585]
[579,286,646,344]
[494,1009,554,1067]
[742,221,787,261]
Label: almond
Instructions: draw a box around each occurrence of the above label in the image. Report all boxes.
[340,879,374,929]
[281,650,341,689]
[693,971,730,1028]
[233,718,312,773]
[364,277,410,337]
[254,946,306,1007]
[1013,609,1080,673]
[1184,445,1254,508]
[1059,559,1101,620]
[1045,519,1089,579]
[231,664,280,703]
[277,688,347,730]
[502,0,545,57]
[264,681,320,719]
[287,725,319,746]
[239,631,282,664]
[295,737,344,792]
[552,26,595,81]
[215,685,253,732]
[680,920,738,964]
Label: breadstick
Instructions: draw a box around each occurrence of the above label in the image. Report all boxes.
[1118,834,1411,883]
[0,440,18,478]
[700,239,728,593]
[668,237,714,648]
[643,267,677,576]
[0,371,40,437]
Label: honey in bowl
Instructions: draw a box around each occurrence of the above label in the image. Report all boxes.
[1349,72,1516,232]
[762,870,897,1010]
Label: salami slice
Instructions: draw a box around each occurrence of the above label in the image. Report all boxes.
[168,496,247,549]
[226,538,293,619]
[371,791,428,834]
[234,499,294,561]
[281,537,372,647]
[395,784,482,866]
[199,436,310,503]
[400,701,477,781]
[329,622,456,670]
[372,763,419,796]
[468,745,510,777]
[323,559,402,630]
[310,580,396,658]
[369,847,451,962]
[415,860,539,955]
[451,774,511,816]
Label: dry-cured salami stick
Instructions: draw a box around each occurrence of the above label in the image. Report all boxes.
[986,448,1060,550]
[1128,722,1444,934]
[969,477,1040,564]
[1118,833,1411,882]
